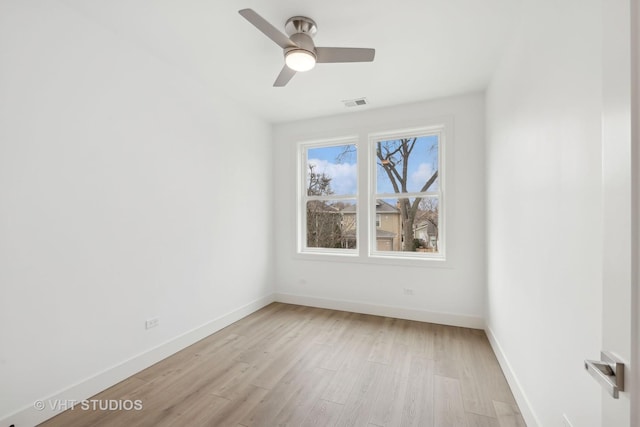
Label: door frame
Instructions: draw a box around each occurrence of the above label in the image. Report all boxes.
[601,0,638,425]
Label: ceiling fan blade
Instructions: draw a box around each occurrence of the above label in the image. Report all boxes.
[274,65,296,87]
[239,9,296,49]
[315,47,376,63]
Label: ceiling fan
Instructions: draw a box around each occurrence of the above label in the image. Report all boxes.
[238,8,375,87]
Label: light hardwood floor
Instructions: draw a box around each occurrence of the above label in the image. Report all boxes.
[39,303,526,427]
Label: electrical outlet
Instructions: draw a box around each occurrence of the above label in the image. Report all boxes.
[562,414,574,427]
[145,317,159,329]
[403,288,414,296]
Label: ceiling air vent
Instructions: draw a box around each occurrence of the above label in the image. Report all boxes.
[342,97,368,107]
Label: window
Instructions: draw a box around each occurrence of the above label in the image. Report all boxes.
[371,129,442,257]
[298,124,445,260]
[300,140,357,253]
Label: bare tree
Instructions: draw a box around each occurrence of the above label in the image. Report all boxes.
[306,164,342,248]
[307,163,333,196]
[417,197,439,251]
[376,138,438,251]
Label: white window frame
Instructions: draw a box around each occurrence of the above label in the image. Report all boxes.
[368,125,446,260]
[297,137,359,256]
[295,120,448,265]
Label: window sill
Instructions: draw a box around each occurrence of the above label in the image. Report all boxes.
[294,250,452,269]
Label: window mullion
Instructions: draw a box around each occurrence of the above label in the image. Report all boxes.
[304,194,357,202]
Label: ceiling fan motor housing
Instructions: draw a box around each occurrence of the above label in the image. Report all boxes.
[285,16,317,37]
[285,17,317,58]
[286,33,316,59]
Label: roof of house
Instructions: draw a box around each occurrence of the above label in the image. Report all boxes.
[376,199,400,213]
[341,199,400,214]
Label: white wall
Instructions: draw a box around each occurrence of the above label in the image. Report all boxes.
[0,2,274,425]
[485,0,603,426]
[273,93,486,328]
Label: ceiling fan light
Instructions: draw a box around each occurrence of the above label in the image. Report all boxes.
[285,49,316,72]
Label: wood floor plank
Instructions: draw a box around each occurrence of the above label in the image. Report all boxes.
[311,310,353,346]
[407,319,436,358]
[459,330,519,418]
[209,348,275,401]
[493,401,527,427]
[249,334,321,390]
[150,392,229,427]
[466,412,501,427]
[301,399,344,427]
[321,329,373,371]
[368,344,412,427]
[349,312,386,336]
[270,367,335,426]
[205,360,252,396]
[334,361,387,427]
[38,303,523,427]
[234,313,312,364]
[223,325,324,397]
[436,358,460,379]
[239,346,334,426]
[202,384,270,426]
[367,317,398,364]
[434,375,467,427]
[121,346,242,415]
[459,361,498,417]
[321,333,376,404]
[218,302,287,337]
[464,332,517,404]
[434,324,465,361]
[134,332,244,382]
[400,355,435,427]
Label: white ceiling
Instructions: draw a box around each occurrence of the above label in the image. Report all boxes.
[61,0,522,123]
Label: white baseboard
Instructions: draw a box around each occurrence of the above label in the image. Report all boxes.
[1,294,275,427]
[484,325,540,427]
[275,292,484,329]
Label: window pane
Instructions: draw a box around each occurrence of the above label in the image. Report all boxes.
[307,144,357,196]
[306,200,357,249]
[376,135,438,194]
[374,197,439,253]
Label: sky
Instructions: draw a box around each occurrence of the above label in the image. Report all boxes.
[308,144,357,195]
[307,136,439,195]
